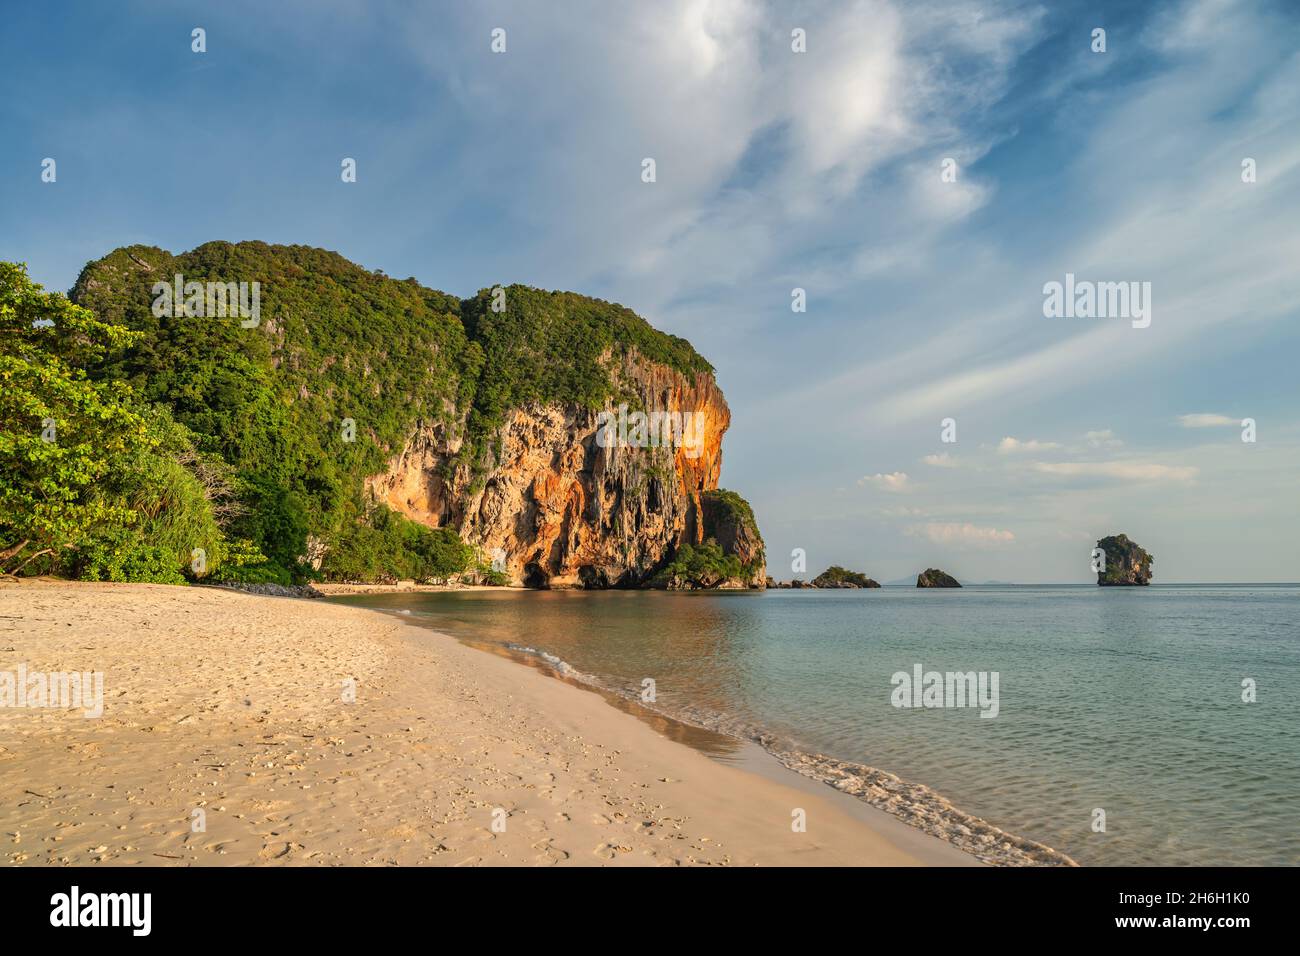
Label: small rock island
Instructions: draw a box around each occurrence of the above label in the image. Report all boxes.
[917,568,961,588]
[1095,534,1153,586]
[767,566,881,588]
[811,566,881,588]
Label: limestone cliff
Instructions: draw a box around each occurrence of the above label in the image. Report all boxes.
[67,243,766,589]
[366,355,764,588]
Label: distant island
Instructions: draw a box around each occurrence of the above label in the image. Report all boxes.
[1096,534,1153,586]
[812,566,881,588]
[766,566,880,589]
[917,568,962,588]
[768,568,967,589]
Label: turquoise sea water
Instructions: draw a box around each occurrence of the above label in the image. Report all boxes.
[331,585,1299,866]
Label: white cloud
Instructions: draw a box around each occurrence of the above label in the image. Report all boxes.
[859,471,910,491]
[906,522,1016,547]
[393,0,1048,318]
[998,436,1060,453]
[1179,413,1237,428]
[1032,461,1198,482]
[784,0,1300,432]
[920,452,958,467]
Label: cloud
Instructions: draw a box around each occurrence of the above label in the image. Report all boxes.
[1032,461,1198,482]
[920,452,958,467]
[998,436,1061,453]
[386,0,1049,322]
[1085,429,1123,448]
[906,522,1015,547]
[1178,413,1237,428]
[859,471,910,491]
[788,0,1300,433]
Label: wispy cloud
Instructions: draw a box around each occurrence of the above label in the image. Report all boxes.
[1085,429,1123,448]
[920,452,958,468]
[1178,413,1237,428]
[906,522,1016,547]
[859,471,910,492]
[1031,461,1198,482]
[881,504,930,518]
[998,436,1060,453]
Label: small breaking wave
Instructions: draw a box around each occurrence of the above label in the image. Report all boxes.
[495,638,1075,866]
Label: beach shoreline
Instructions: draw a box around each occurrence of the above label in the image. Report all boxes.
[309,582,517,596]
[1,580,1067,866]
[355,597,1076,867]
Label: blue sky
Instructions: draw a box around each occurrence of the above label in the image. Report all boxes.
[3,0,1297,582]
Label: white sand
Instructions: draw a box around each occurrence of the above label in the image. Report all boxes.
[0,581,981,866]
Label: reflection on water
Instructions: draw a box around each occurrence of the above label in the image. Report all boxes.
[459,632,744,759]
[331,585,1300,866]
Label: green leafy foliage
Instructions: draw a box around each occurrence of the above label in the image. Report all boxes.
[0,261,248,581]
[68,243,717,584]
[476,567,510,586]
[651,539,761,588]
[326,506,475,583]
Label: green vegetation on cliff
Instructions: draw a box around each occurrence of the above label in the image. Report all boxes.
[0,262,262,581]
[650,539,763,589]
[4,243,726,585]
[1096,533,1153,586]
[700,488,764,548]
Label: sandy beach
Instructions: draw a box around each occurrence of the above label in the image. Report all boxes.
[0,580,984,866]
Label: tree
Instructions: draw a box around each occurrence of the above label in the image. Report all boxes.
[1,262,148,575]
[1,261,255,581]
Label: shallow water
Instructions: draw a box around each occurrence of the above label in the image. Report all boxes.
[331,585,1299,866]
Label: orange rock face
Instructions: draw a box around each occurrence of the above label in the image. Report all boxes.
[365,356,753,587]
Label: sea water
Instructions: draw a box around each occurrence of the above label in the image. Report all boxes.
[331,584,1299,866]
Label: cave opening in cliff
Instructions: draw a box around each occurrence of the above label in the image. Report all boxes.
[522,562,550,589]
[577,565,609,589]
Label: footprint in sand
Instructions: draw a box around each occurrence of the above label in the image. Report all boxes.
[258,841,303,861]
[592,842,632,860]
[531,839,569,866]
[202,840,240,854]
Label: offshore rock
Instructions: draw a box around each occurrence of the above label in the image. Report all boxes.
[1095,534,1153,586]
